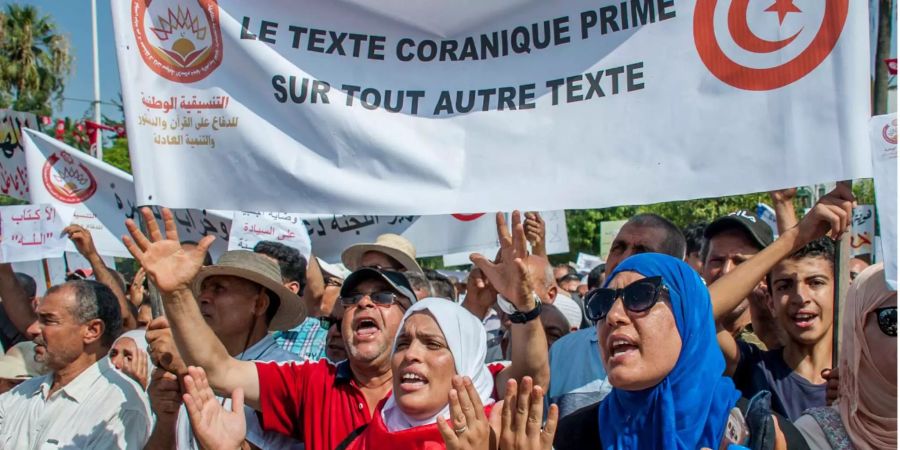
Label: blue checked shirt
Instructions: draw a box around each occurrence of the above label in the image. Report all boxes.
[274,316,328,360]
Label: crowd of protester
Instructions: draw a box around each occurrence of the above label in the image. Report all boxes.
[0,184,894,449]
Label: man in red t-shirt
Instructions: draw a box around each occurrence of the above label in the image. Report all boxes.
[123,209,550,450]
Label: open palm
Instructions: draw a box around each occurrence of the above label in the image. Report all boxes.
[123,207,214,294]
[470,211,532,309]
[182,366,247,450]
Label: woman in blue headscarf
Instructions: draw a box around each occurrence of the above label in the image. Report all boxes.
[554,253,795,450]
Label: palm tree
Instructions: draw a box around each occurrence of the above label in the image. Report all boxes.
[0,4,72,116]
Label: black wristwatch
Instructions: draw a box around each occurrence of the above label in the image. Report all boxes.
[497,293,543,324]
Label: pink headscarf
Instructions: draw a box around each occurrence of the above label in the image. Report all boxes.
[839,263,897,449]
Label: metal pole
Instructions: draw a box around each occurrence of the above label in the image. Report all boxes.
[832,180,852,369]
[137,212,165,318]
[90,0,103,160]
[873,0,894,115]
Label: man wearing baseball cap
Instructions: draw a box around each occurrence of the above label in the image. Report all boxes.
[702,210,782,350]
[142,248,306,450]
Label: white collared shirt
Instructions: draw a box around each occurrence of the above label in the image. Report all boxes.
[175,333,304,450]
[0,357,152,449]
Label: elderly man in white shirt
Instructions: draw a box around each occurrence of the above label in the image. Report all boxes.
[0,280,151,449]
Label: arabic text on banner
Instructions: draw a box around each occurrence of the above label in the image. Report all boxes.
[850,205,875,257]
[23,128,233,259]
[229,212,312,260]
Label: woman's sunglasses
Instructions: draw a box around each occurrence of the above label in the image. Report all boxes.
[875,306,896,337]
[585,276,667,322]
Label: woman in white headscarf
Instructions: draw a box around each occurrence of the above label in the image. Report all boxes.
[340,297,496,450]
[109,329,153,390]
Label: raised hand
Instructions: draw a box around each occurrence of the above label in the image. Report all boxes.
[769,187,798,204]
[523,212,546,257]
[129,268,146,307]
[470,212,533,310]
[122,207,214,294]
[121,346,150,390]
[794,184,855,243]
[437,376,497,450]
[498,377,558,450]
[182,366,247,450]
[64,224,99,258]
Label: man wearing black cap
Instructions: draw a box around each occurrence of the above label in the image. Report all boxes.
[125,208,549,450]
[702,210,783,350]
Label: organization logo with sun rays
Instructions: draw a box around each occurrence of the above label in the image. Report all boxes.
[132,0,223,83]
[42,152,98,204]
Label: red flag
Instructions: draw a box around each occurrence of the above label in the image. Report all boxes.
[886,58,897,75]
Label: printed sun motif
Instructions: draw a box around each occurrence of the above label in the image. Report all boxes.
[150,6,209,67]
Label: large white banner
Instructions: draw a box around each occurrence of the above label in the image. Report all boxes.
[23,129,232,259]
[869,114,896,289]
[112,0,871,215]
[21,131,568,263]
[0,110,39,200]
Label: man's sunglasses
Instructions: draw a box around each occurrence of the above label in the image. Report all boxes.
[585,276,667,322]
[340,291,402,307]
[875,306,896,337]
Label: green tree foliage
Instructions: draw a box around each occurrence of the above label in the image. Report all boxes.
[103,137,131,173]
[558,192,770,263]
[0,4,73,116]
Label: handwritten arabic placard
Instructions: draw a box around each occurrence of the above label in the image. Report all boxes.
[0,109,39,200]
[229,212,312,261]
[851,205,875,257]
[0,204,69,263]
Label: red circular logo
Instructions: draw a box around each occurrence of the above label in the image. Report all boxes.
[132,0,223,83]
[884,119,898,145]
[694,0,849,91]
[42,152,98,204]
[451,213,486,222]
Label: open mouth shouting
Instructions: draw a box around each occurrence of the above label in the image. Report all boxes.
[398,368,429,392]
[606,333,639,365]
[352,316,382,341]
[791,310,819,330]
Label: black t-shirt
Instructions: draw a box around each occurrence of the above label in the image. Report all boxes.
[554,401,602,450]
[733,340,826,421]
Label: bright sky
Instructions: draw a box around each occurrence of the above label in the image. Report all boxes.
[12,0,122,121]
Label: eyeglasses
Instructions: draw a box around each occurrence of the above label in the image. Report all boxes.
[875,307,896,337]
[324,277,343,288]
[340,291,402,307]
[585,276,667,322]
